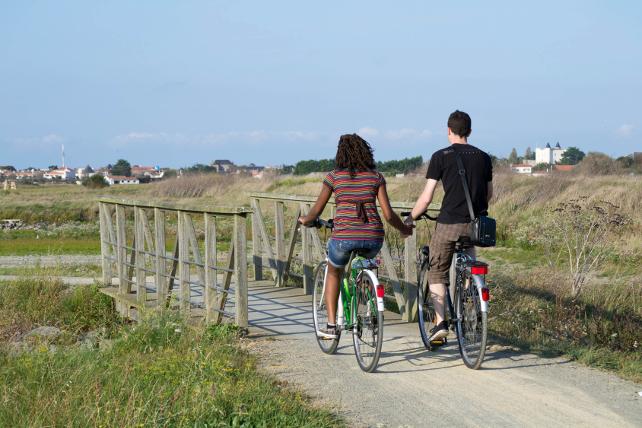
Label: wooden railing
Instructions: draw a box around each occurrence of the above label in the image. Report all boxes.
[249,192,440,322]
[98,198,251,328]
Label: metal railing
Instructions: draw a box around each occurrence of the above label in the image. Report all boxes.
[98,198,251,327]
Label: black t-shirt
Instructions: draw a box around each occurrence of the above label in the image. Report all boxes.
[426,144,493,224]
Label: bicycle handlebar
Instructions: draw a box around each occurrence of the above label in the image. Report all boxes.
[400,210,439,222]
[311,218,334,230]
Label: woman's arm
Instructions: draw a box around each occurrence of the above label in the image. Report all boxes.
[377,183,413,236]
[410,179,438,220]
[298,184,332,225]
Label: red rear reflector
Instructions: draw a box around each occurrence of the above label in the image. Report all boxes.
[481,288,490,301]
[376,284,385,298]
[471,265,488,275]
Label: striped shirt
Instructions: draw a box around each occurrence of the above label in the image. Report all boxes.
[323,169,385,241]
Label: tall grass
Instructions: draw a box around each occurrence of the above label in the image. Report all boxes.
[0,276,342,427]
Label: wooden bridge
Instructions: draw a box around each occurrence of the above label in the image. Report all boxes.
[97,193,439,328]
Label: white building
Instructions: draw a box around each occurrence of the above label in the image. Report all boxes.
[535,143,566,165]
[43,168,76,181]
[105,175,140,185]
[510,164,533,174]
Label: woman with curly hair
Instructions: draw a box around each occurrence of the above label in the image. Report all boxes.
[298,133,412,339]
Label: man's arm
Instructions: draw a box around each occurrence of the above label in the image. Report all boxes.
[487,181,493,203]
[410,179,438,220]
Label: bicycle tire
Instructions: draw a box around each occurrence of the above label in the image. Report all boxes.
[352,272,384,372]
[312,261,340,354]
[417,261,438,349]
[454,269,487,369]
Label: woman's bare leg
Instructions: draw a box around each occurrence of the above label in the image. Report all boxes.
[325,263,342,324]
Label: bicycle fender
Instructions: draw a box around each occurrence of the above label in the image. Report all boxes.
[359,269,385,312]
[471,274,489,313]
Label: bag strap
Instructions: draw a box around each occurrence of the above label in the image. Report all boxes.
[455,152,476,222]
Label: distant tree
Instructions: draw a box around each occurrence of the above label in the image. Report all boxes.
[111,159,132,176]
[82,174,108,189]
[560,147,585,165]
[163,169,178,179]
[293,159,336,175]
[576,152,618,175]
[48,165,58,170]
[377,156,423,174]
[184,163,216,174]
[524,147,535,160]
[0,165,16,171]
[508,148,519,164]
[616,156,634,169]
[532,163,550,172]
[84,165,94,173]
[281,165,294,174]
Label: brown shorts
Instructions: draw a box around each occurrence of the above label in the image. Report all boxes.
[427,222,472,284]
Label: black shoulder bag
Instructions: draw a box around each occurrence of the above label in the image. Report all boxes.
[455,153,496,247]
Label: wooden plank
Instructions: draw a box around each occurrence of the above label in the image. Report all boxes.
[184,213,206,288]
[404,232,418,322]
[274,201,285,286]
[204,214,217,324]
[135,207,146,305]
[178,211,190,315]
[215,241,235,324]
[154,208,166,304]
[250,199,278,278]
[98,197,252,216]
[234,214,248,329]
[300,203,313,295]
[115,204,127,300]
[251,199,263,281]
[98,203,112,285]
[379,239,407,317]
[166,238,179,307]
[282,207,301,284]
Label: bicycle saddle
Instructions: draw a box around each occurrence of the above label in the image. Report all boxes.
[351,256,378,270]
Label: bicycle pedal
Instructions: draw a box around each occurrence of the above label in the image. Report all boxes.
[430,338,446,347]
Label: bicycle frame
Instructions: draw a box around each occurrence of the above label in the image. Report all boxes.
[321,254,385,330]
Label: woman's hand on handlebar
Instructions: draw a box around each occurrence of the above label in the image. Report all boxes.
[298,216,314,227]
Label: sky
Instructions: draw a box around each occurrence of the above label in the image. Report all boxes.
[1,1,641,169]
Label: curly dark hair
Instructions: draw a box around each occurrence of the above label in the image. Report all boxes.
[335,134,375,177]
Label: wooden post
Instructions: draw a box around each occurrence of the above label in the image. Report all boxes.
[115,204,127,316]
[98,202,112,285]
[251,200,263,281]
[234,213,248,329]
[135,207,146,305]
[154,208,166,305]
[380,239,407,318]
[300,203,313,295]
[404,232,417,322]
[204,214,217,324]
[274,201,285,286]
[250,199,278,279]
[282,208,301,284]
[178,211,190,315]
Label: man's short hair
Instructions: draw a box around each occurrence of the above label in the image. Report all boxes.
[448,110,472,138]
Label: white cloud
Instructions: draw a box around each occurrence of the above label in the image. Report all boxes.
[358,127,380,138]
[9,133,65,148]
[383,128,432,141]
[616,124,634,137]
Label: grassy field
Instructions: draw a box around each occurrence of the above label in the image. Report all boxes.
[0,276,342,427]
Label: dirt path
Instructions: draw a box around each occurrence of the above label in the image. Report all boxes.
[246,282,642,427]
[0,255,101,267]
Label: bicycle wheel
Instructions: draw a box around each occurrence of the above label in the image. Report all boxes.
[454,269,487,369]
[312,261,340,354]
[417,261,438,349]
[352,272,384,372]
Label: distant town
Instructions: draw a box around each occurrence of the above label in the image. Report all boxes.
[1,144,640,189]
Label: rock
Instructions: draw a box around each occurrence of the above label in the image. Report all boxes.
[79,329,101,349]
[23,326,62,343]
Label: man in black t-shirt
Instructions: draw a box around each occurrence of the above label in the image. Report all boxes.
[408,110,493,342]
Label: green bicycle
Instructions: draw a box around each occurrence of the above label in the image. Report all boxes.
[308,218,386,373]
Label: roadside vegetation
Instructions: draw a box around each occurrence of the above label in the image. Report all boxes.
[0,275,343,427]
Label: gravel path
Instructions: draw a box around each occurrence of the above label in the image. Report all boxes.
[0,255,101,268]
[246,282,642,427]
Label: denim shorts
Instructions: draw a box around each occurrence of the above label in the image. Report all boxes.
[327,238,383,268]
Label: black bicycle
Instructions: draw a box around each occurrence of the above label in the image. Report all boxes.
[402,210,490,369]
